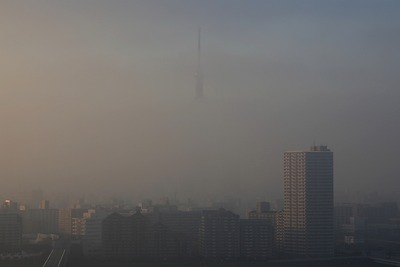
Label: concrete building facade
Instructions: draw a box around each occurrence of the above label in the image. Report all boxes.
[283,145,334,258]
[0,213,22,253]
[199,209,240,260]
[240,219,273,260]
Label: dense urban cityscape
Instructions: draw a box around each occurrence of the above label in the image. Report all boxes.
[1,146,399,266]
[2,1,400,267]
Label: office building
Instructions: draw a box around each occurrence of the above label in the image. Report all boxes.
[102,209,199,260]
[71,217,86,237]
[149,210,202,258]
[199,209,240,260]
[248,207,283,255]
[24,209,59,234]
[283,145,334,258]
[102,211,149,259]
[82,209,112,256]
[58,208,85,235]
[0,213,22,253]
[240,219,273,260]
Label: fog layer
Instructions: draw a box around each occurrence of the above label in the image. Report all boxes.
[1,1,400,202]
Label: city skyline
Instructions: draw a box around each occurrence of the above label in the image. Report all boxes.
[1,158,398,264]
[1,1,400,266]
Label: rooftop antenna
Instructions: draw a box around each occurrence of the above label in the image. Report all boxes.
[195,27,204,99]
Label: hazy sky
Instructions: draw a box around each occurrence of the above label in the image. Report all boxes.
[1,1,400,203]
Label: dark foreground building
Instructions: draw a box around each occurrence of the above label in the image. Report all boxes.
[0,213,22,253]
[199,209,240,260]
[102,211,148,259]
[240,219,274,260]
[102,209,198,260]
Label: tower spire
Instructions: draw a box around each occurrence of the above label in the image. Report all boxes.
[195,27,204,99]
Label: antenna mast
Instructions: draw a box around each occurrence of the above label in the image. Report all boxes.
[195,27,204,99]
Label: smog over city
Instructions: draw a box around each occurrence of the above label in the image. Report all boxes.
[2,1,399,205]
[2,1,400,266]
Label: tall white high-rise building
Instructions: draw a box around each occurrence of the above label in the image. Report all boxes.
[283,145,334,258]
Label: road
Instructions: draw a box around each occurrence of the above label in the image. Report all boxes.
[42,249,66,267]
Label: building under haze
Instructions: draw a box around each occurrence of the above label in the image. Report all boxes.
[1,200,18,211]
[199,209,240,260]
[58,208,86,235]
[248,203,284,255]
[283,145,334,258]
[240,219,273,260]
[102,211,148,259]
[23,208,59,234]
[0,213,22,253]
[39,199,50,210]
[81,209,112,256]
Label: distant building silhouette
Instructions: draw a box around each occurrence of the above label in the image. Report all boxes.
[334,202,400,249]
[2,199,18,211]
[39,199,50,209]
[256,201,271,213]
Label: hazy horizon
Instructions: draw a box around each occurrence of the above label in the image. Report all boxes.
[1,1,400,204]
